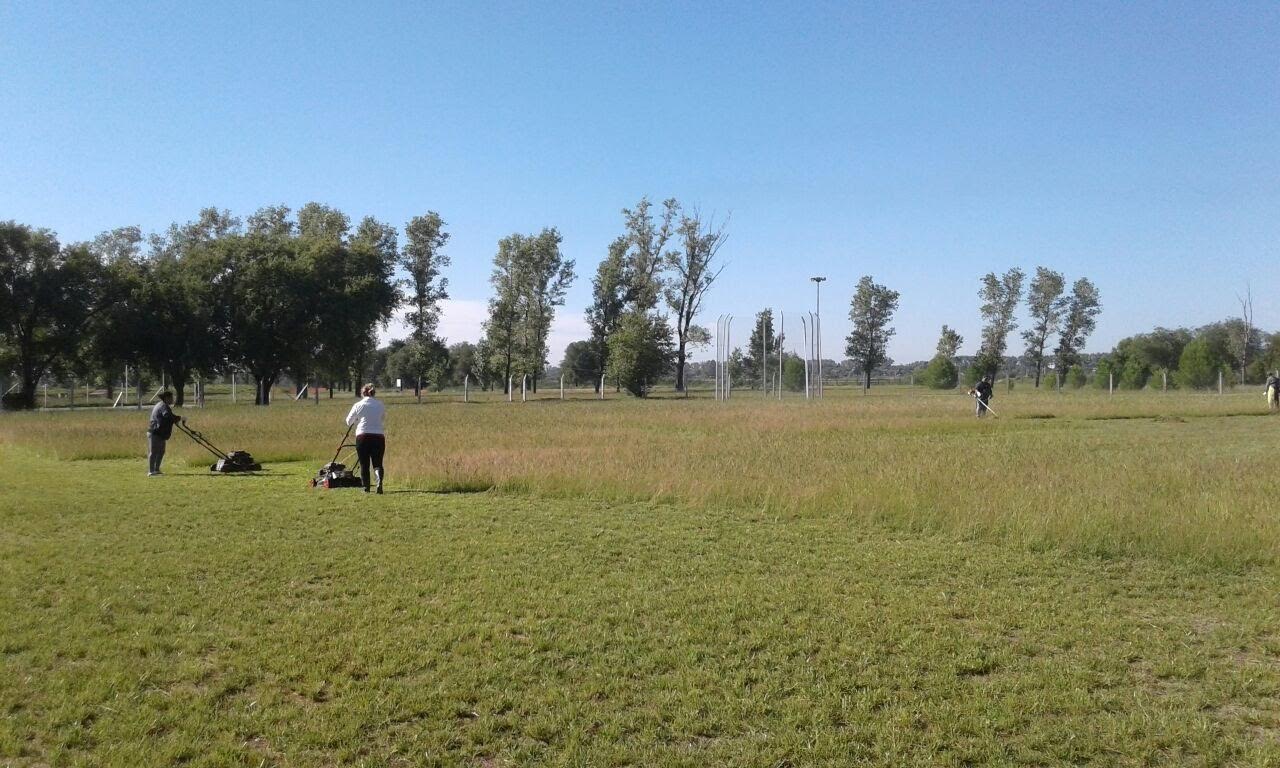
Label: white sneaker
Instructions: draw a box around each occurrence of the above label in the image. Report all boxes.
[148,472,160,477]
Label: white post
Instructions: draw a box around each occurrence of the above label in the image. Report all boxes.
[560,374,564,400]
[725,316,733,399]
[43,383,47,409]
[231,371,237,404]
[1163,370,1167,392]
[464,374,470,403]
[522,375,528,402]
[1219,369,1223,395]
[599,374,606,400]
[762,310,768,398]
[508,376,513,402]
[1109,371,1113,396]
[801,316,811,400]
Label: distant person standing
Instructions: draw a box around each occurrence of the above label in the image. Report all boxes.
[1266,371,1279,413]
[345,384,386,494]
[970,375,994,418]
[147,390,183,476]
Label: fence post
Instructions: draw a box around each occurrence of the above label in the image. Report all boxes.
[1219,370,1223,395]
[560,374,564,400]
[600,374,605,400]
[231,371,237,404]
[522,375,528,402]
[464,374,469,403]
[508,376,513,403]
[1109,372,1113,396]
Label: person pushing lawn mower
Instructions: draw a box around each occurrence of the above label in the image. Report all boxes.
[146,390,183,476]
[345,384,386,494]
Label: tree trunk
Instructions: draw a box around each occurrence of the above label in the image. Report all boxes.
[675,340,687,392]
[254,373,275,405]
[864,369,872,390]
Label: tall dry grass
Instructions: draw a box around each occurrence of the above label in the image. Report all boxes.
[3,387,1277,565]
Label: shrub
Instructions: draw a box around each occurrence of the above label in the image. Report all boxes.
[921,356,959,389]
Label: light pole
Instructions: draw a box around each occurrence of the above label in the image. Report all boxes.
[810,276,826,397]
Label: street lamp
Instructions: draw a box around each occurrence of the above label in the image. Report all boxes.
[810,276,826,397]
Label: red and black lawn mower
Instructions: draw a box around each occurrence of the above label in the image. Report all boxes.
[175,421,263,473]
[310,424,364,489]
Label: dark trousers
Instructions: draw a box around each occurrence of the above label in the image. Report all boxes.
[148,433,167,473]
[355,434,385,489]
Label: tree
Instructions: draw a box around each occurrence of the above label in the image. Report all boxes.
[665,212,726,392]
[0,223,105,409]
[845,276,900,389]
[741,309,782,391]
[585,238,629,388]
[921,325,963,389]
[606,310,674,397]
[974,268,1025,379]
[446,342,480,388]
[515,229,575,391]
[399,212,450,400]
[620,198,679,312]
[936,325,963,360]
[1232,285,1255,384]
[782,354,806,392]
[1053,278,1102,375]
[1021,267,1066,387]
[1175,338,1221,390]
[561,340,601,387]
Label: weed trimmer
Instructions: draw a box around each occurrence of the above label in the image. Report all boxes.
[175,421,263,472]
[310,424,364,489]
[969,391,999,418]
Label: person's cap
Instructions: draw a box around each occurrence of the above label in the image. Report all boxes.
[158,390,174,400]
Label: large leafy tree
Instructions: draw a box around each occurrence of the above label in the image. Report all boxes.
[921,325,964,389]
[515,229,574,391]
[620,198,678,312]
[1053,278,1102,375]
[974,268,1025,380]
[560,340,601,387]
[665,212,726,391]
[606,310,674,397]
[0,223,105,409]
[1021,266,1066,387]
[845,276,900,389]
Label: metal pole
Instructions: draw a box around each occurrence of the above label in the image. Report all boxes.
[522,374,528,402]
[778,311,784,400]
[464,374,470,403]
[560,374,564,400]
[762,311,768,397]
[600,374,606,400]
[508,376,513,402]
[726,316,733,400]
[800,316,810,400]
[231,370,237,404]
[1109,371,1113,396]
[811,276,826,398]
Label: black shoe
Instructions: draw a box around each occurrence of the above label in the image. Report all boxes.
[362,487,370,493]
[376,486,383,495]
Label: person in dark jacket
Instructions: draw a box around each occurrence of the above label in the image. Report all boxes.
[147,390,183,476]
[970,375,994,417]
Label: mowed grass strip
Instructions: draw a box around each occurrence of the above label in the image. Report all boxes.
[4,388,1280,564]
[1,450,1278,766]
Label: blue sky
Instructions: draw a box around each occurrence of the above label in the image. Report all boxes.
[2,1,1277,363]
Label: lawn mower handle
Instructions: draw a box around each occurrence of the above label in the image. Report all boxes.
[331,424,354,466]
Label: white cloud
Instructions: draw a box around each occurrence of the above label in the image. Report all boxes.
[379,299,591,363]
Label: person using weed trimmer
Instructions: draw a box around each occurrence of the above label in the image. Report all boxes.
[969,375,995,418]
[345,383,386,494]
[147,390,183,476]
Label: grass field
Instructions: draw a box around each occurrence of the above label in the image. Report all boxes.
[2,388,1279,766]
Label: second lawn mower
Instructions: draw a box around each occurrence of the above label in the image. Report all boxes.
[175,421,263,472]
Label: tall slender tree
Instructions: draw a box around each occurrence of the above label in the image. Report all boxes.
[974,267,1025,380]
[1021,266,1066,387]
[845,276,900,389]
[399,212,450,401]
[585,237,629,389]
[1053,278,1102,375]
[665,212,727,391]
[514,228,574,391]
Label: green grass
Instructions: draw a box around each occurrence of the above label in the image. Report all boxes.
[2,390,1280,765]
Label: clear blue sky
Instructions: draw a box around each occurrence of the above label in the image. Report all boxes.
[3,1,1277,363]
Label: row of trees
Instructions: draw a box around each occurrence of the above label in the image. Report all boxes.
[0,205,445,408]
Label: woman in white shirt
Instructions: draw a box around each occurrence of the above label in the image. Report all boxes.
[345,384,386,494]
